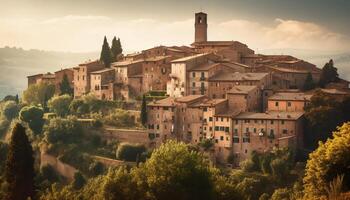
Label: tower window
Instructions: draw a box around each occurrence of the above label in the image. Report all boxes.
[198,17,202,23]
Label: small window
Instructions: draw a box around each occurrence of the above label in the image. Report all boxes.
[220,136,224,141]
[275,102,279,106]
[192,72,195,77]
[283,129,288,134]
[209,117,213,121]
[281,120,285,125]
[288,102,292,107]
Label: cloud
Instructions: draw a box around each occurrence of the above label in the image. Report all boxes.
[0,15,349,52]
[215,18,349,52]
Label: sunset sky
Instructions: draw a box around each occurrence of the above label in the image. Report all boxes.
[1,0,349,52]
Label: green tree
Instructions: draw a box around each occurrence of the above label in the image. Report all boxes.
[72,171,86,190]
[141,95,147,126]
[2,100,19,120]
[302,72,315,91]
[5,123,35,200]
[111,36,123,61]
[59,73,73,96]
[19,105,45,134]
[319,59,339,87]
[48,94,72,117]
[303,122,350,199]
[132,140,214,200]
[100,36,112,67]
[116,143,146,162]
[22,82,55,107]
[271,188,291,200]
[0,141,8,173]
[44,116,82,144]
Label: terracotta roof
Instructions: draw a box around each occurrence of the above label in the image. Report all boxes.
[227,85,257,94]
[268,92,313,101]
[222,62,251,69]
[209,72,269,82]
[55,68,74,73]
[42,73,55,79]
[235,111,304,120]
[215,109,241,117]
[191,98,227,107]
[27,73,43,78]
[267,66,311,73]
[171,53,208,63]
[90,68,115,74]
[147,97,176,107]
[192,41,247,47]
[78,60,100,66]
[111,59,144,67]
[176,95,205,103]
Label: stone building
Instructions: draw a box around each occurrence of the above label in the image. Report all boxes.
[226,85,260,112]
[90,68,115,100]
[192,12,255,63]
[54,68,74,94]
[73,60,105,98]
[267,92,313,112]
[27,72,56,87]
[208,72,271,99]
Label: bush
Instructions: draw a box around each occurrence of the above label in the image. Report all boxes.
[44,116,83,144]
[48,95,72,117]
[88,162,105,176]
[2,101,19,120]
[19,105,44,134]
[116,143,146,162]
[72,171,86,190]
[103,109,135,128]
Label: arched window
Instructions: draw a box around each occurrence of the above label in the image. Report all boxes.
[198,17,202,24]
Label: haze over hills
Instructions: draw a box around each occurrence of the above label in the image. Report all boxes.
[0,46,349,99]
[0,47,99,98]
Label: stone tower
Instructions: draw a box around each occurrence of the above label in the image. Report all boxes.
[194,12,207,43]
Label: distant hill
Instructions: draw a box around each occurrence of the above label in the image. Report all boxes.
[0,47,99,98]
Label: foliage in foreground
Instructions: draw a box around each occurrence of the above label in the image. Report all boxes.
[303,122,350,199]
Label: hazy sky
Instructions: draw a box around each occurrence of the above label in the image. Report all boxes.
[1,0,349,52]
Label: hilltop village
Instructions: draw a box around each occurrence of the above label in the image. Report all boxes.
[27,12,350,166]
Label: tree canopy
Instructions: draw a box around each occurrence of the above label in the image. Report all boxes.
[48,94,73,117]
[100,36,113,67]
[59,73,73,96]
[5,123,35,200]
[303,122,350,199]
[111,36,123,61]
[19,105,45,134]
[319,59,339,87]
[22,82,55,108]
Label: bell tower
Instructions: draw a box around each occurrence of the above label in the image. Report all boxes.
[194,12,207,43]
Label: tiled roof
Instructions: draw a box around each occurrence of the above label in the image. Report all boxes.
[268,92,313,101]
[147,97,176,107]
[235,111,304,120]
[171,53,208,63]
[90,68,115,74]
[227,85,257,94]
[145,55,171,62]
[209,72,269,82]
[176,95,205,103]
[111,59,144,67]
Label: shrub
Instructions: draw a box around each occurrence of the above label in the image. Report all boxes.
[116,143,146,162]
[48,95,72,117]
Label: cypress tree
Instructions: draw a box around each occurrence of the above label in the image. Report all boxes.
[100,36,112,67]
[141,95,147,126]
[5,123,35,200]
[59,73,73,96]
[111,36,119,61]
[116,38,123,55]
[319,59,339,87]
[302,72,315,91]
